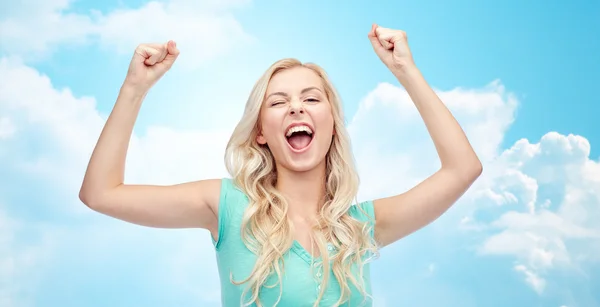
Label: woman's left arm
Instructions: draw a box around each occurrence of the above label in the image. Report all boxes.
[367,24,483,247]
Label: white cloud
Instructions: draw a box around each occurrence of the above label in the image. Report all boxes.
[0,117,16,139]
[346,80,600,297]
[0,56,109,207]
[514,264,546,294]
[0,56,232,305]
[474,133,600,293]
[349,79,518,204]
[93,0,254,69]
[0,0,94,58]
[0,207,56,307]
[0,0,254,68]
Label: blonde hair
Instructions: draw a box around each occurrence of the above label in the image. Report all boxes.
[224,58,379,306]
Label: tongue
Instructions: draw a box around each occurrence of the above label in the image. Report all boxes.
[287,134,312,150]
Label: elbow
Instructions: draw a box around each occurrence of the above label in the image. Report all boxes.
[79,182,121,211]
[78,185,104,211]
[472,159,483,179]
[78,186,95,209]
[463,158,483,182]
[445,157,483,183]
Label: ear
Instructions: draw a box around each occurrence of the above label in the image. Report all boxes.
[256,130,267,145]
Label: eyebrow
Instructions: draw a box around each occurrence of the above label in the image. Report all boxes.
[266,86,323,100]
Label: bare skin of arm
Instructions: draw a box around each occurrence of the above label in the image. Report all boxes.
[372,65,482,247]
[368,25,483,247]
[79,41,221,236]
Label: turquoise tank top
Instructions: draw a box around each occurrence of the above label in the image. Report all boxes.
[212,178,376,306]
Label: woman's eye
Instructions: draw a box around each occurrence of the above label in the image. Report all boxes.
[306,98,320,103]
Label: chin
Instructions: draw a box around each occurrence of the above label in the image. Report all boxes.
[283,157,325,173]
[279,144,328,173]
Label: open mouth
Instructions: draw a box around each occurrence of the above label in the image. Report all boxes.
[285,124,314,152]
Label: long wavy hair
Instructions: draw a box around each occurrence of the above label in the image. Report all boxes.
[224,58,379,306]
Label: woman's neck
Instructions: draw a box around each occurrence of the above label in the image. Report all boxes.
[275,160,327,220]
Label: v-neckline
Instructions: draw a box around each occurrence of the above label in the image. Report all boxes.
[291,240,319,264]
[291,240,336,265]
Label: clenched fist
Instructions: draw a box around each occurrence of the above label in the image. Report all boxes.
[368,24,415,74]
[124,40,180,92]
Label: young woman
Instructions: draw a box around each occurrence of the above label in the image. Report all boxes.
[79,24,482,306]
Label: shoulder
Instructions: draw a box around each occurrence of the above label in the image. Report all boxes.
[348,200,375,221]
[347,200,376,235]
[215,178,249,215]
[212,178,249,249]
[218,178,248,205]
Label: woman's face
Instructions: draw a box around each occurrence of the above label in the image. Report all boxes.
[257,66,335,173]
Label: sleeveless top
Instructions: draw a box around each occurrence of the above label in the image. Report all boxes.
[212,178,376,306]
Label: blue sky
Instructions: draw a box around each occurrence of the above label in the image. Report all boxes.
[1,1,598,306]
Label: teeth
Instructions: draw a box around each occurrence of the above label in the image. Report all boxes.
[286,125,313,137]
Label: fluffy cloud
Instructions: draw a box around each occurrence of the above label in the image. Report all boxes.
[0,207,56,307]
[349,80,518,203]
[0,0,253,68]
[0,117,16,139]
[0,56,231,305]
[93,0,253,69]
[478,133,600,292]
[0,0,94,58]
[349,79,600,298]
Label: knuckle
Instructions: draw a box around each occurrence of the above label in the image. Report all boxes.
[135,43,161,52]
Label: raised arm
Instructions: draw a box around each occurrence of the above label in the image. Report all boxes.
[79,41,221,233]
[367,25,483,247]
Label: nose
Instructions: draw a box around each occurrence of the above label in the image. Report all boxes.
[289,99,304,115]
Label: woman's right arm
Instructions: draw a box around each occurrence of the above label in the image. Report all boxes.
[79,41,221,231]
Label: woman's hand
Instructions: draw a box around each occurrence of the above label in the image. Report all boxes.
[368,24,415,75]
[123,40,180,93]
